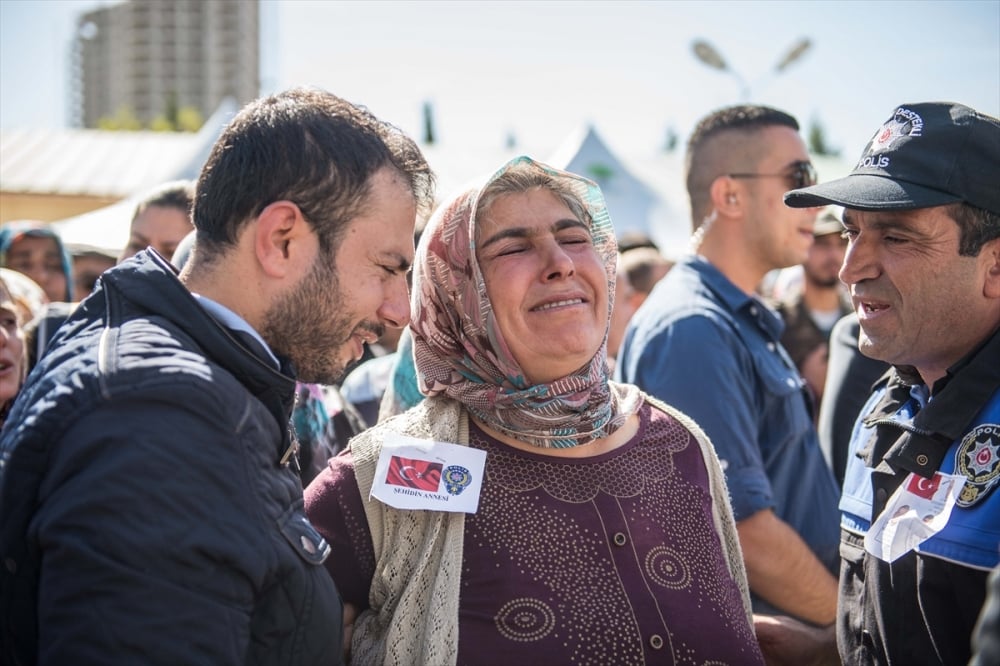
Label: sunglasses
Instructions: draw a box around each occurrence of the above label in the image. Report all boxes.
[728,160,818,190]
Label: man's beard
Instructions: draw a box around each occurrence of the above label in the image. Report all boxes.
[260,255,379,385]
[809,275,842,289]
[804,265,842,290]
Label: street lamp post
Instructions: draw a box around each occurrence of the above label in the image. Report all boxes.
[692,38,812,101]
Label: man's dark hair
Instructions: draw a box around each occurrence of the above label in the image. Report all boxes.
[131,180,195,223]
[193,87,434,259]
[685,104,799,225]
[687,105,800,156]
[949,202,1000,257]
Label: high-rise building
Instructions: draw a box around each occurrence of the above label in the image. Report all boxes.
[71,0,258,129]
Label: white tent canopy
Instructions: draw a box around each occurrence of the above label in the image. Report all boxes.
[549,125,658,239]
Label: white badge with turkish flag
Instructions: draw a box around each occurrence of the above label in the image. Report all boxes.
[370,433,487,513]
[864,471,964,562]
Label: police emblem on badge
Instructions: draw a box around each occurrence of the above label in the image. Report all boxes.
[858,107,925,170]
[442,465,472,496]
[877,107,924,147]
[955,423,1000,507]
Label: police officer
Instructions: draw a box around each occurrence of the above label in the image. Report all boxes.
[781,101,1000,665]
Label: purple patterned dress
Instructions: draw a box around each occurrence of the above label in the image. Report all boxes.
[306,403,763,665]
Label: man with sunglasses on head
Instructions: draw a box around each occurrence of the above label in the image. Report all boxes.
[616,105,841,654]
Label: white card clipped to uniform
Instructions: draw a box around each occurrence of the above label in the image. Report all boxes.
[370,432,487,513]
[864,471,964,563]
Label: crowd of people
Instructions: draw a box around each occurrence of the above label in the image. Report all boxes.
[0,88,997,666]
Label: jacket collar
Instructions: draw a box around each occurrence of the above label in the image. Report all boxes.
[102,250,299,464]
[863,325,1000,477]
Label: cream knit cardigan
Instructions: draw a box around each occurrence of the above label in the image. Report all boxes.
[349,389,752,666]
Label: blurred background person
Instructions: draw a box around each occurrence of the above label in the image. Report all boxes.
[292,380,366,487]
[615,230,660,254]
[0,221,74,303]
[607,245,673,371]
[971,564,1000,666]
[605,261,637,372]
[340,325,406,426]
[375,326,422,422]
[0,275,34,427]
[772,206,852,410]
[0,223,75,371]
[25,180,198,369]
[817,312,890,486]
[119,179,195,263]
[621,244,673,309]
[0,268,48,325]
[69,246,118,298]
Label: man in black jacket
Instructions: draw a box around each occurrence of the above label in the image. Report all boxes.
[0,87,434,665]
[759,101,1000,665]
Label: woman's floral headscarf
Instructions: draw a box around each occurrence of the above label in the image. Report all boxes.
[409,156,640,448]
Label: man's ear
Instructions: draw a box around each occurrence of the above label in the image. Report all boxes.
[982,237,1000,299]
[709,176,741,217]
[254,201,312,278]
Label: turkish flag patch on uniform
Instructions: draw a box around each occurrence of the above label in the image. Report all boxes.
[907,472,942,500]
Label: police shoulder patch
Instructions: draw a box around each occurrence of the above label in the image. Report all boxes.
[956,423,1000,507]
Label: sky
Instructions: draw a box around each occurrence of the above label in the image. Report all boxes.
[1,0,999,169]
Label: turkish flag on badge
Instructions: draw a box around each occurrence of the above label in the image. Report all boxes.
[386,456,443,492]
[907,472,942,500]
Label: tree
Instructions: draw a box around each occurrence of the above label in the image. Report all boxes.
[808,116,840,157]
[663,126,679,153]
[422,101,436,145]
[97,105,143,131]
[587,163,614,183]
[165,91,179,129]
[149,106,203,132]
[149,115,175,132]
[175,106,203,132]
[101,97,203,133]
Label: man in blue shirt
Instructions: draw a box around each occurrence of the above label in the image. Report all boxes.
[616,105,841,637]
[782,102,1000,665]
